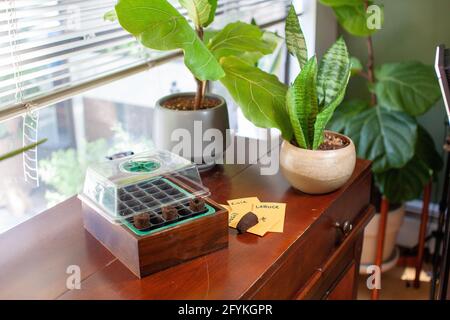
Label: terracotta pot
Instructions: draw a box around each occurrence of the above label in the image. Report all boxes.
[280,131,356,194]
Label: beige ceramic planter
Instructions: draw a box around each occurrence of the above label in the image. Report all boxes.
[280,131,356,194]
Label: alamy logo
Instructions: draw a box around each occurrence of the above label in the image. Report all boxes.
[171,121,280,175]
[366,265,381,290]
[367,5,382,30]
[66,265,81,290]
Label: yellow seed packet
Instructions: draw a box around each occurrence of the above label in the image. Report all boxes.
[227,197,260,228]
[256,202,286,233]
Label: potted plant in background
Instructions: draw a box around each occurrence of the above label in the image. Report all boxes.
[218,5,354,194]
[320,0,443,267]
[108,0,279,169]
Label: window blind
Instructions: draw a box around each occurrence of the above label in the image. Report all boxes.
[0,0,291,117]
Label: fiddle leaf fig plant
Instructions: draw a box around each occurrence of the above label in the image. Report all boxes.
[109,0,278,110]
[220,5,351,149]
[322,0,443,203]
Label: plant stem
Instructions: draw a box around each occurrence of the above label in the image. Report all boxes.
[0,138,47,162]
[364,0,377,106]
[194,26,206,110]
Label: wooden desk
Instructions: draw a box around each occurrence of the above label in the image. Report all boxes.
[0,159,373,300]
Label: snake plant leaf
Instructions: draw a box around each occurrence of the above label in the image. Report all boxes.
[115,0,224,81]
[285,5,308,69]
[313,72,351,149]
[219,56,293,140]
[208,22,276,61]
[346,106,417,173]
[327,99,370,134]
[374,156,432,204]
[374,62,441,116]
[317,37,351,108]
[319,0,363,6]
[179,0,217,28]
[286,57,319,149]
[332,2,383,37]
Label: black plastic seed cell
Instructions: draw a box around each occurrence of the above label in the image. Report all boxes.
[124,185,139,192]
[132,190,146,198]
[125,199,139,208]
[119,193,132,202]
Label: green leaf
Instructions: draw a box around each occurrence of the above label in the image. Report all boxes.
[219,56,292,140]
[179,0,216,27]
[205,0,218,27]
[328,99,370,134]
[374,156,432,203]
[104,9,117,22]
[285,5,308,68]
[317,37,351,108]
[115,0,224,81]
[346,107,417,173]
[367,124,441,203]
[208,22,276,61]
[0,139,47,162]
[287,57,319,149]
[350,56,363,76]
[333,3,382,37]
[416,125,443,176]
[313,75,351,149]
[375,62,441,116]
[319,0,363,6]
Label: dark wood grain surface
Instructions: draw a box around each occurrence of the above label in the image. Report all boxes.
[0,154,371,300]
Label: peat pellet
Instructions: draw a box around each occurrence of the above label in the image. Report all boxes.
[162,206,178,221]
[236,212,259,234]
[189,197,205,212]
[133,213,151,230]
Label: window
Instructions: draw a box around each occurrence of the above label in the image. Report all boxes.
[0,0,316,233]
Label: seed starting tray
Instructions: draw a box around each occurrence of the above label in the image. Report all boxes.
[119,177,216,236]
[79,150,228,278]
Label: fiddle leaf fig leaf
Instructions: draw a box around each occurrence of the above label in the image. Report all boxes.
[179,0,217,28]
[332,2,383,37]
[285,5,308,68]
[287,57,319,149]
[350,56,363,76]
[375,125,442,203]
[416,125,443,176]
[104,9,117,22]
[317,37,351,108]
[219,56,293,140]
[346,106,417,173]
[327,99,370,134]
[208,22,276,61]
[375,62,441,116]
[374,156,432,204]
[115,0,224,81]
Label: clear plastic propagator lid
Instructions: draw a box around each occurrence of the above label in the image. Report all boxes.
[78,150,211,224]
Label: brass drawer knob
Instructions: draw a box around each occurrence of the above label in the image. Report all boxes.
[335,221,353,237]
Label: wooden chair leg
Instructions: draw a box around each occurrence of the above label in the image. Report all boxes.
[371,197,389,300]
[414,181,432,288]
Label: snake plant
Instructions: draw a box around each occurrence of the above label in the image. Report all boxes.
[221,5,351,150]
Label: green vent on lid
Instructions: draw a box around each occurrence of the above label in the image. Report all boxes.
[122,160,161,173]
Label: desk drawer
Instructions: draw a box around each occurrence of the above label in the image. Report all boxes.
[246,169,371,300]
